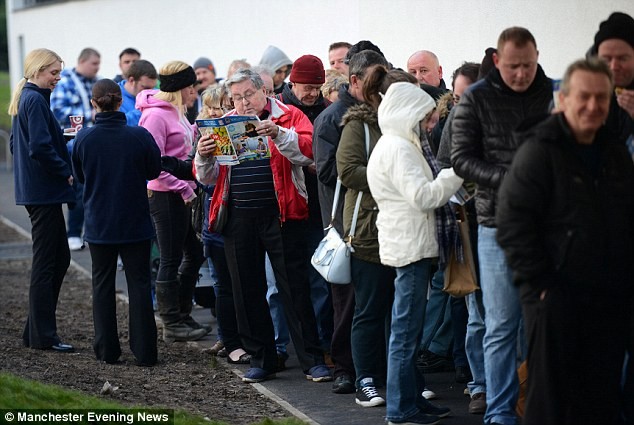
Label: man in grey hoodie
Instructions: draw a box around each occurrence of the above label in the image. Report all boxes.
[259,45,293,95]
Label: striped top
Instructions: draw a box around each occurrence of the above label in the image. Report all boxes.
[229,158,278,216]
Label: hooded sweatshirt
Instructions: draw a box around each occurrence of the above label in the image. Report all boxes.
[137,89,197,201]
[367,82,463,267]
[259,45,293,73]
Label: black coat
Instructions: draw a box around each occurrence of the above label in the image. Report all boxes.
[496,114,634,297]
[451,66,552,226]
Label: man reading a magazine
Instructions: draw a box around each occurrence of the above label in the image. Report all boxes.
[194,69,331,384]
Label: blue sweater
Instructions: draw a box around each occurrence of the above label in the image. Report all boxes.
[118,80,142,126]
[72,111,161,243]
[10,83,75,205]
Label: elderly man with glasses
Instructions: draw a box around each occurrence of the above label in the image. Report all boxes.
[194,68,331,384]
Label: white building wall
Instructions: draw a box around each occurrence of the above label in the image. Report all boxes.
[6,0,634,91]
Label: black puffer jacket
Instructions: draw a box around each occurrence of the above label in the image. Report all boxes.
[496,114,634,296]
[451,66,552,226]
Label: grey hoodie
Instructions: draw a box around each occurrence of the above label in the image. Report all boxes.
[259,45,292,72]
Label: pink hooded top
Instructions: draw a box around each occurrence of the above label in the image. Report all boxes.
[137,89,196,201]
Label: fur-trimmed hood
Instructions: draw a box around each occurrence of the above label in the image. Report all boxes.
[436,92,454,121]
[341,102,378,127]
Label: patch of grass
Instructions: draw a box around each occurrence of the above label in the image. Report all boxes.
[0,71,10,131]
[0,372,304,425]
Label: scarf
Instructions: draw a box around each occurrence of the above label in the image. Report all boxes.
[420,132,463,269]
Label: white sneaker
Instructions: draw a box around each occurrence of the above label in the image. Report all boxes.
[422,387,437,400]
[68,237,84,251]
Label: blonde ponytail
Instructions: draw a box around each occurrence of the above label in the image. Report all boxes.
[7,48,63,117]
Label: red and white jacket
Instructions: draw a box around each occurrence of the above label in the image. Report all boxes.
[194,97,314,228]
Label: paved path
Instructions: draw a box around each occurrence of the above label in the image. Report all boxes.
[0,165,483,425]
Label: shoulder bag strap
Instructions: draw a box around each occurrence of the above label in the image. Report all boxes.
[348,122,371,243]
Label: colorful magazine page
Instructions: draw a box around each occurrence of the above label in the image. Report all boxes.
[196,115,271,165]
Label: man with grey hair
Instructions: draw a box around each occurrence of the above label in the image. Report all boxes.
[250,65,275,96]
[194,68,331,384]
[312,47,389,394]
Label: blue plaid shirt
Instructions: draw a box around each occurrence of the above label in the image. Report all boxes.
[50,68,98,129]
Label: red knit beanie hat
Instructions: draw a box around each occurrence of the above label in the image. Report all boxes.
[290,55,325,84]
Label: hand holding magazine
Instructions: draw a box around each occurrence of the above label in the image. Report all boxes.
[196,115,271,166]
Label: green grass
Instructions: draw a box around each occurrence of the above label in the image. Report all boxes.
[0,372,305,425]
[0,71,10,131]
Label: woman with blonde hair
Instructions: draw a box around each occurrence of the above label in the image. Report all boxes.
[138,60,206,343]
[9,48,76,352]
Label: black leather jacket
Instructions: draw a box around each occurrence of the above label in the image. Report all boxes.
[451,66,552,226]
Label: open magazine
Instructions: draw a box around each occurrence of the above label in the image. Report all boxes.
[196,115,271,166]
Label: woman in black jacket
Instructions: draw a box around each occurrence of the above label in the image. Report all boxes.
[72,79,161,365]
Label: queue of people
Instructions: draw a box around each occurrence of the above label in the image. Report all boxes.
[8,10,634,425]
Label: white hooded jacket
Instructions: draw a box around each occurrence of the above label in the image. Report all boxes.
[367,82,463,268]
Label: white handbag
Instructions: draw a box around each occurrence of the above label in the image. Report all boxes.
[311,123,369,285]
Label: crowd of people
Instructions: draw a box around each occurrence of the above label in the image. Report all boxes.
[7,9,634,425]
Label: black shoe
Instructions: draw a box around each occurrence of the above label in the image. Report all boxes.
[455,365,473,383]
[331,374,355,394]
[416,350,454,373]
[416,398,451,418]
[388,412,440,425]
[276,352,288,372]
[49,342,74,353]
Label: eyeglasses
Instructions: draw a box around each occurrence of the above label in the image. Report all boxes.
[232,90,257,103]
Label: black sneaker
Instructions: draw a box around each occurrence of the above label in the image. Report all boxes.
[355,377,385,407]
[388,412,440,425]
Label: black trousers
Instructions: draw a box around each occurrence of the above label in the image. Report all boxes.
[148,191,204,282]
[520,283,629,425]
[23,204,70,349]
[89,240,157,365]
[207,244,242,353]
[223,212,323,372]
[330,280,356,378]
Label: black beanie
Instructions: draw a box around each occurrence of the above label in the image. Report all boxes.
[594,12,634,50]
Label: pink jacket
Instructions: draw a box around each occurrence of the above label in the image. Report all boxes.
[137,89,196,201]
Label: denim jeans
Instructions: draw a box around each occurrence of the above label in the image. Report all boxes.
[465,289,486,396]
[306,222,333,351]
[479,226,524,425]
[386,258,431,422]
[421,267,453,356]
[351,256,395,388]
[266,253,290,355]
[66,181,84,238]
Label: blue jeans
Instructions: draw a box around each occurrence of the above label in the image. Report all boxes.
[421,267,453,356]
[465,289,486,396]
[265,253,290,356]
[479,226,524,425]
[386,258,431,422]
[306,223,333,351]
[67,181,84,238]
